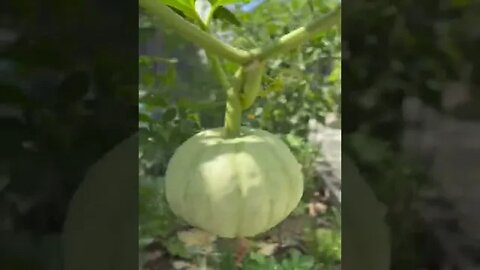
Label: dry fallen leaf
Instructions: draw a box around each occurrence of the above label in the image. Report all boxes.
[308,202,328,217]
[256,242,279,256]
[177,228,216,249]
[172,260,198,270]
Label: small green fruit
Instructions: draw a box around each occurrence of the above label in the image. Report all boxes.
[165,127,304,238]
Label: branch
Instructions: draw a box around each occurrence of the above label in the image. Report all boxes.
[249,5,341,60]
[223,68,243,138]
[209,55,231,91]
[140,0,252,64]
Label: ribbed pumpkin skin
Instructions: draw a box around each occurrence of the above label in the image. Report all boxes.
[165,127,304,238]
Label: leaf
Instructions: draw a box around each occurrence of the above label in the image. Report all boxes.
[162,108,177,122]
[281,251,315,270]
[139,112,152,124]
[179,119,197,134]
[141,70,156,87]
[256,242,278,256]
[327,59,341,82]
[212,6,242,26]
[164,236,191,258]
[218,250,237,270]
[195,0,212,23]
[449,0,471,7]
[172,260,197,269]
[161,0,198,20]
[242,253,278,270]
[141,94,168,108]
[160,64,177,85]
[262,77,284,96]
[177,228,216,249]
[305,228,341,264]
[211,0,251,5]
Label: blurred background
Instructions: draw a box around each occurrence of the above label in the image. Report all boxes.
[0,0,137,269]
[343,0,480,269]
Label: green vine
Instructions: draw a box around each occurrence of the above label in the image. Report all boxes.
[223,68,243,138]
[139,0,341,64]
[139,0,252,64]
[140,0,341,138]
[208,56,242,138]
[249,5,341,60]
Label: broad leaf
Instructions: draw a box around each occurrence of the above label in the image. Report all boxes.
[213,6,242,26]
[161,0,198,20]
[195,0,212,23]
[209,0,251,5]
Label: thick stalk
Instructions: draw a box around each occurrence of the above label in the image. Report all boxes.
[249,5,341,60]
[209,58,242,138]
[223,79,242,138]
[140,0,340,65]
[202,15,242,138]
[142,0,340,139]
[140,0,251,64]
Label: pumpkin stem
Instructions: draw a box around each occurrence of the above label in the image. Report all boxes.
[208,56,242,138]
[223,68,243,138]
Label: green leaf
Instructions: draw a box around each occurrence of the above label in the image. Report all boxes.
[141,94,168,107]
[139,112,151,123]
[212,6,242,26]
[211,0,251,5]
[218,250,237,270]
[179,119,196,134]
[279,250,316,270]
[242,253,279,270]
[161,0,198,20]
[162,108,177,122]
[141,70,155,87]
[327,59,341,82]
[450,0,471,7]
[164,236,191,258]
[159,64,177,85]
[262,76,285,96]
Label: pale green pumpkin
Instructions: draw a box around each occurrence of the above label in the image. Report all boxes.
[165,127,304,238]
